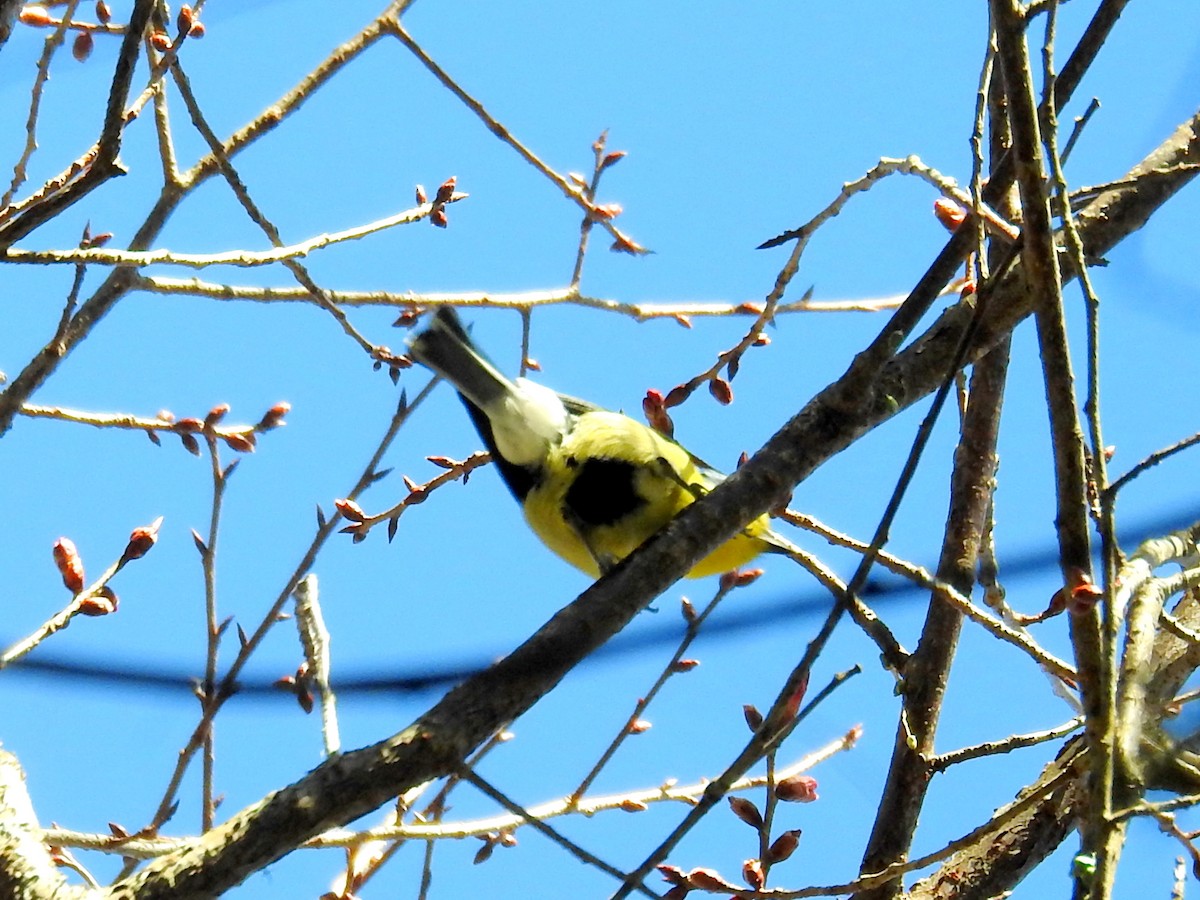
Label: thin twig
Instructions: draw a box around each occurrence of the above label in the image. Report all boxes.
[383,19,648,256]
[929,718,1083,772]
[758,154,1018,251]
[569,131,618,287]
[198,432,230,834]
[462,770,657,899]
[5,201,459,269]
[568,585,736,805]
[1061,97,1100,164]
[132,275,931,317]
[17,401,280,444]
[1104,430,1200,500]
[294,575,340,756]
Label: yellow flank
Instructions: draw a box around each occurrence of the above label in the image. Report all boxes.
[520,411,776,578]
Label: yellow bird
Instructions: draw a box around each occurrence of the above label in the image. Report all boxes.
[407,307,798,578]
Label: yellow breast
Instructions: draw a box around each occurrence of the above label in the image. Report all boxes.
[520,411,771,578]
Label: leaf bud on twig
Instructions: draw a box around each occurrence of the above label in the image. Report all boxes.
[121,516,163,563]
[53,537,85,594]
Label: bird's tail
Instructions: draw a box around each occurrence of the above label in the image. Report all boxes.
[407,307,569,469]
[406,307,515,413]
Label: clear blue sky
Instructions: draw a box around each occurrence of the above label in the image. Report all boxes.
[2,1,1198,897]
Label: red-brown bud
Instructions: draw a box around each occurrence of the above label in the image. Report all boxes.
[72,32,93,62]
[600,150,627,170]
[783,670,810,719]
[204,403,230,429]
[149,31,172,51]
[296,686,314,714]
[708,377,733,406]
[685,868,736,891]
[53,537,85,594]
[720,567,763,592]
[766,828,801,863]
[434,176,457,205]
[472,839,495,865]
[619,799,648,812]
[95,1,111,24]
[738,567,764,587]
[1067,569,1103,615]
[394,307,423,329]
[642,390,674,437]
[727,795,763,829]
[335,499,366,523]
[430,208,448,228]
[122,516,163,563]
[662,385,689,408]
[671,658,700,672]
[933,197,967,232]
[610,234,643,254]
[258,401,290,430]
[775,774,819,803]
[1040,567,1102,620]
[78,586,118,616]
[276,665,314,712]
[628,718,652,734]
[223,432,256,453]
[742,704,763,731]
[742,858,765,890]
[177,4,193,31]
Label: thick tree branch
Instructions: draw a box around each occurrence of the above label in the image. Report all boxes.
[0,749,93,899]
[992,4,1111,891]
[857,339,1011,899]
